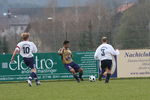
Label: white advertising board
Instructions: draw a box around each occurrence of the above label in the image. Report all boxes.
[117,49,150,78]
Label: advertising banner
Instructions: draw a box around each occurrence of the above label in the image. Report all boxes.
[117,49,150,78]
[0,51,99,81]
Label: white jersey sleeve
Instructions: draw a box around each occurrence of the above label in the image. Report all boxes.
[94,46,101,60]
[15,42,22,51]
[109,45,119,56]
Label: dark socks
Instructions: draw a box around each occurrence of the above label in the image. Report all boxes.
[99,69,105,81]
[99,73,103,81]
[33,72,39,82]
[79,72,83,79]
[29,72,38,82]
[29,72,34,81]
[105,73,111,83]
[33,73,37,78]
[28,77,32,81]
[73,74,80,82]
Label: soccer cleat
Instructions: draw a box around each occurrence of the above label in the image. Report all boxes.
[105,81,109,84]
[77,79,80,83]
[36,81,41,86]
[99,73,104,81]
[75,78,80,83]
[76,77,80,83]
[79,78,84,81]
[27,80,32,87]
[98,76,102,81]
[105,80,109,83]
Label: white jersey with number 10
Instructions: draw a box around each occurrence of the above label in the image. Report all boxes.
[15,41,37,58]
[94,43,119,61]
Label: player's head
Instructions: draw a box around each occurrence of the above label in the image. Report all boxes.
[101,37,107,43]
[63,40,70,48]
[21,32,30,41]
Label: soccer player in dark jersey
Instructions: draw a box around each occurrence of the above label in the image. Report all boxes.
[58,40,84,82]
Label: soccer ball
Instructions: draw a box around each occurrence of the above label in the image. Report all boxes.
[89,75,96,82]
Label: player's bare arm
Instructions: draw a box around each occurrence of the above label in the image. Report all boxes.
[11,48,20,63]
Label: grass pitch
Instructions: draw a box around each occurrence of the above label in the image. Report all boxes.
[0,79,150,100]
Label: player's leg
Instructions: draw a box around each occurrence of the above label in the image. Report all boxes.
[105,69,111,83]
[78,68,84,81]
[24,57,40,86]
[31,68,40,85]
[99,69,105,81]
[105,60,112,83]
[23,58,33,86]
[70,68,80,83]
[103,69,108,76]
[65,64,80,82]
[72,62,84,81]
[99,61,106,81]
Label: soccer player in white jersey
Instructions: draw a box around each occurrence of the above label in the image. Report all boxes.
[11,33,40,86]
[94,37,119,83]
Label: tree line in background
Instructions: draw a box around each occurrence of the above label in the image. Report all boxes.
[0,0,150,53]
[115,0,150,49]
[0,36,8,53]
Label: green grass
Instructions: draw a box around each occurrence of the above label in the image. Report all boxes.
[0,79,150,100]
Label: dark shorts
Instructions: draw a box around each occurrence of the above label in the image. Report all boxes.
[64,62,80,72]
[23,57,35,69]
[101,60,112,70]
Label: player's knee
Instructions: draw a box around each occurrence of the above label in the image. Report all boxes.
[70,68,76,74]
[79,68,83,72]
[31,68,36,73]
[107,69,111,74]
[108,69,111,72]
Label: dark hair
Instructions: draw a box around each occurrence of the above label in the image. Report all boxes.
[101,37,107,43]
[63,40,70,45]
